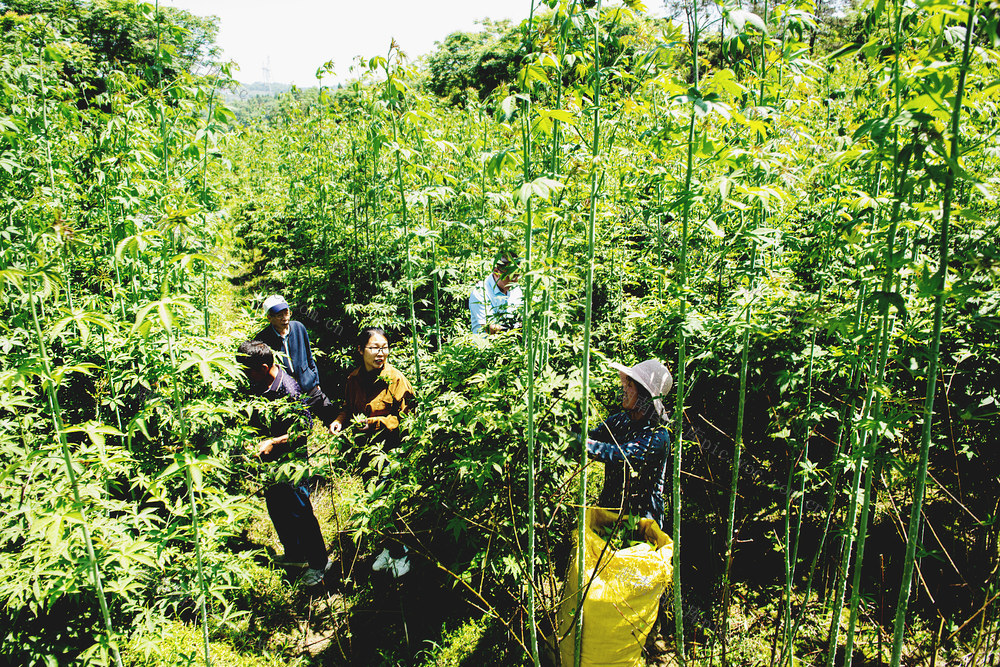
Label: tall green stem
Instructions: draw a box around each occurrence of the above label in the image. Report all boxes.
[574,4,601,665]
[384,56,422,387]
[721,242,756,666]
[672,5,701,660]
[842,149,913,667]
[519,33,539,663]
[890,2,977,662]
[780,241,825,666]
[165,328,212,667]
[784,283,866,654]
[28,281,123,667]
[37,44,75,313]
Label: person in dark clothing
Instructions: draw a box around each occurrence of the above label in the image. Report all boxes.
[585,359,673,528]
[254,295,336,431]
[237,340,331,587]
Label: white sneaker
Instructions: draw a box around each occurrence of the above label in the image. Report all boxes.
[301,559,332,586]
[389,554,410,578]
[372,548,393,572]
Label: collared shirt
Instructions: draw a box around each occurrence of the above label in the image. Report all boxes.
[586,411,671,528]
[469,274,523,334]
[254,320,319,392]
[275,328,294,374]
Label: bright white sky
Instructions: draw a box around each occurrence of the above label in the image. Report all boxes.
[163,0,534,86]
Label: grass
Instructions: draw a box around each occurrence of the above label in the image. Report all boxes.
[123,617,299,667]
[415,617,489,666]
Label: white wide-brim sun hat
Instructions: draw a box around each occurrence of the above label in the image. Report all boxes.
[608,359,673,422]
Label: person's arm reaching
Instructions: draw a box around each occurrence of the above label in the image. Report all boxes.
[585,424,668,464]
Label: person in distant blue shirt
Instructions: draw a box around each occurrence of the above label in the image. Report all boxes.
[254,295,336,431]
[585,359,673,528]
[469,255,523,334]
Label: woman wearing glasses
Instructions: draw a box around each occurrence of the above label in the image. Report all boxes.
[329,326,415,449]
[330,326,417,577]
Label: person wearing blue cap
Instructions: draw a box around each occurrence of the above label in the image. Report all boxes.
[254,295,336,431]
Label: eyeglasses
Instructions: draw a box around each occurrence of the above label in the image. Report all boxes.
[365,346,390,353]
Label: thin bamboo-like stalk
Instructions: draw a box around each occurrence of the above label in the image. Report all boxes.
[841,151,914,667]
[412,129,443,351]
[772,189,839,666]
[758,0,771,107]
[384,54,423,387]
[28,280,123,667]
[823,136,903,667]
[824,371,874,665]
[721,241,756,666]
[671,5,702,660]
[154,0,168,184]
[824,246,898,664]
[574,4,602,665]
[519,5,539,656]
[778,222,834,666]
[538,1,577,370]
[37,44,76,315]
[840,15,910,660]
[781,280,868,662]
[890,3,978,663]
[164,319,212,667]
[100,329,123,431]
[200,71,220,337]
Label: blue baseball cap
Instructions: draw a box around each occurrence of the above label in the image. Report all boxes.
[262,295,289,316]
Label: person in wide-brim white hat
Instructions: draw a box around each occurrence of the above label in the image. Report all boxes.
[584,359,673,528]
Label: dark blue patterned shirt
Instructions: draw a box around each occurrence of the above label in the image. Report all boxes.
[587,411,670,528]
[249,367,311,461]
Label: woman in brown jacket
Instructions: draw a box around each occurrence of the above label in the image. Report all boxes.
[330,326,415,449]
[330,326,416,576]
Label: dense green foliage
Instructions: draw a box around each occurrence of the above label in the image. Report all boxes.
[2,0,999,665]
[425,19,522,104]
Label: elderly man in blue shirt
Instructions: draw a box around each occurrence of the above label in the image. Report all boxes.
[254,295,336,431]
[469,255,523,334]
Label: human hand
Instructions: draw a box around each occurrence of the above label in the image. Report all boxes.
[258,438,274,457]
[355,418,378,432]
[350,413,371,432]
[329,420,343,435]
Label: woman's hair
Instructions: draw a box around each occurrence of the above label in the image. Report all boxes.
[357,326,387,350]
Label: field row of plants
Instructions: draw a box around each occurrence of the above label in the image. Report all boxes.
[1,0,998,664]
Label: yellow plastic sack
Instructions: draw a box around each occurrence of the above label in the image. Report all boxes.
[554,508,673,667]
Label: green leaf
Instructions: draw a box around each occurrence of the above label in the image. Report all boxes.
[49,308,114,346]
[64,422,124,450]
[868,290,908,322]
[178,348,241,384]
[514,177,564,205]
[728,9,767,34]
[500,95,518,120]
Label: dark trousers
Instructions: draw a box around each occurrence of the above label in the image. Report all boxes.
[264,482,327,569]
